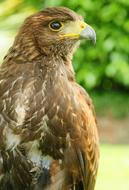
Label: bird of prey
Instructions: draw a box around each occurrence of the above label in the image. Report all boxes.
[0,7,99,190]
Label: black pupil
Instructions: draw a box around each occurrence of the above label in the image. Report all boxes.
[50,21,62,30]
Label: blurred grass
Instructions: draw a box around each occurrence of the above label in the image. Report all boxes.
[96,144,129,190]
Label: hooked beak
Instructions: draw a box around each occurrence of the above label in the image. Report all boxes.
[80,25,96,44]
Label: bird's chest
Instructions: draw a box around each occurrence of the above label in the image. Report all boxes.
[1,69,89,155]
[20,76,89,139]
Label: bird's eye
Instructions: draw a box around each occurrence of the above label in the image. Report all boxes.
[49,21,63,31]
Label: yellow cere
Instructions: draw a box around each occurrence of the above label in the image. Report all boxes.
[59,20,87,39]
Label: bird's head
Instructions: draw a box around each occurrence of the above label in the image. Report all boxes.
[14,7,96,58]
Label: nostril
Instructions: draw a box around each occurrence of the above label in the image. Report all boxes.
[80,24,85,29]
[79,21,87,29]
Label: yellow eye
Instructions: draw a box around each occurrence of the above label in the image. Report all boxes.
[49,21,63,31]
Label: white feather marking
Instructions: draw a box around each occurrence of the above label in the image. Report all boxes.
[41,156,53,169]
[28,140,42,164]
[59,148,63,154]
[0,174,4,181]
[66,133,71,147]
[3,89,9,96]
[0,114,4,125]
[41,80,47,95]
[15,104,26,125]
[3,127,21,150]
[2,99,6,112]
[0,79,4,84]
[10,77,22,91]
[56,105,59,113]
[39,114,49,133]
[27,140,53,169]
[59,159,62,164]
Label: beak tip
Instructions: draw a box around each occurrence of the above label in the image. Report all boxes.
[92,36,96,45]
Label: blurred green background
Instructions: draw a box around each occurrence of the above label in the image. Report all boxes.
[0,0,129,189]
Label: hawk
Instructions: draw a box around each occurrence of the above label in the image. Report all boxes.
[0,7,99,190]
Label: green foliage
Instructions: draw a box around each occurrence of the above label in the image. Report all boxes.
[0,0,129,90]
[91,91,129,118]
